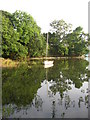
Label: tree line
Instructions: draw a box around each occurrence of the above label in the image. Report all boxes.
[1,10,89,59]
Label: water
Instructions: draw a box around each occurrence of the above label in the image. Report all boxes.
[2,59,89,118]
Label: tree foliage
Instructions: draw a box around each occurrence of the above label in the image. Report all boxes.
[1,10,46,59]
[64,26,89,56]
[1,10,89,59]
[44,20,89,56]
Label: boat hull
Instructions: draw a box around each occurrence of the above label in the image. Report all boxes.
[44,60,54,65]
[44,60,54,68]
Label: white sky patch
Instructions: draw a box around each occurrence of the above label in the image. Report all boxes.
[0,0,89,33]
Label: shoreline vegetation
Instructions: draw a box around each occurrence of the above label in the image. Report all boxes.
[30,55,85,60]
[0,58,19,68]
[1,10,89,67]
[0,56,85,68]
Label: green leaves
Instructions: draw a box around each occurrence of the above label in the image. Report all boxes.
[50,19,72,40]
[1,10,46,59]
[1,10,89,58]
[48,20,89,56]
[65,26,89,56]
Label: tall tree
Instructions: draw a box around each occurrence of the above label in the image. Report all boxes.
[13,10,46,57]
[1,10,26,59]
[65,26,89,56]
[49,19,72,56]
[1,10,46,59]
[49,20,88,56]
[50,19,72,41]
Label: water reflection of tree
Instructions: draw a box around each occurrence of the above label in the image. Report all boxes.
[2,63,45,106]
[51,100,56,118]
[50,79,72,99]
[2,62,45,117]
[33,95,43,111]
[2,59,89,118]
[48,59,89,118]
[48,59,88,92]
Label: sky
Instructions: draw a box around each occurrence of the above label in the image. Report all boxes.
[0,0,89,33]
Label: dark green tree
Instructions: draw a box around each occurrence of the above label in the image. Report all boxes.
[65,26,89,56]
[48,19,72,56]
[48,20,88,56]
[12,10,46,57]
[1,10,27,59]
[1,10,46,59]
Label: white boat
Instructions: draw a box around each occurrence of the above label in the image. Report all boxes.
[44,61,54,68]
[44,60,54,65]
[44,33,54,68]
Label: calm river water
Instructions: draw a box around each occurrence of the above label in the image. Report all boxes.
[2,59,89,118]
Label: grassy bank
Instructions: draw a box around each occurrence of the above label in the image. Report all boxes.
[0,58,19,68]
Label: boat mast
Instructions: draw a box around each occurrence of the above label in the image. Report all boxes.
[46,33,48,59]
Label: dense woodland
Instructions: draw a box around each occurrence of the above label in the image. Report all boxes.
[0,10,89,59]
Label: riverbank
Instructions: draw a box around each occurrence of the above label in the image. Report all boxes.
[0,56,85,68]
[30,55,85,60]
[0,58,19,68]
